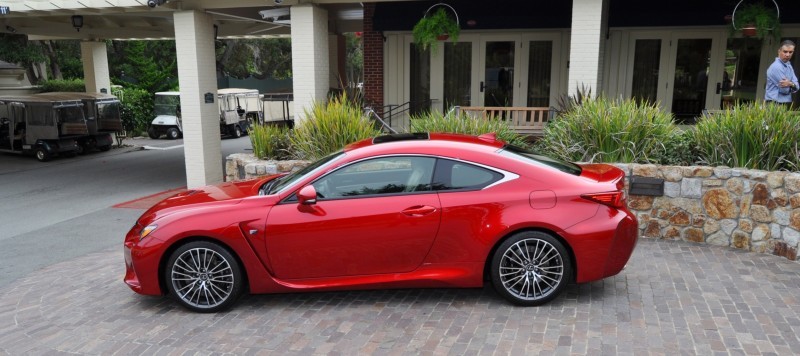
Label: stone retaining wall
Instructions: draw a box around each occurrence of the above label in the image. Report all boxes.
[225,153,800,262]
[617,164,800,262]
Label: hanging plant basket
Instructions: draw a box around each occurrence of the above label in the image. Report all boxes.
[412,3,460,54]
[731,0,781,41]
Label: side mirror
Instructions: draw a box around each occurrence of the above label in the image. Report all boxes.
[297,185,317,205]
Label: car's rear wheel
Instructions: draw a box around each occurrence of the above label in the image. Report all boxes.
[147,127,159,139]
[165,241,244,313]
[233,125,242,138]
[35,147,51,162]
[491,231,571,306]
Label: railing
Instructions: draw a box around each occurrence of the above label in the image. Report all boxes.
[364,107,398,134]
[455,106,552,136]
[365,99,434,133]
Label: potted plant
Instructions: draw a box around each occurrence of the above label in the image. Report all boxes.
[732,2,781,41]
[412,6,460,54]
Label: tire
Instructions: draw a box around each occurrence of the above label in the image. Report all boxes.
[233,125,243,138]
[490,231,572,306]
[147,127,160,139]
[166,128,180,140]
[35,147,51,162]
[165,241,244,313]
[75,143,86,155]
[98,144,111,152]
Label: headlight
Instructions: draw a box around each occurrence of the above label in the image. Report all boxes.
[139,224,158,240]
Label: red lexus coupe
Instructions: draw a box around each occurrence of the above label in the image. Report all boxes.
[124,132,638,312]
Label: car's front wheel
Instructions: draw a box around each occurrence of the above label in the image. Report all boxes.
[491,231,571,306]
[165,241,244,313]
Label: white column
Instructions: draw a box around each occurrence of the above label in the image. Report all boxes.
[80,41,111,94]
[567,0,607,96]
[291,4,329,125]
[173,10,222,188]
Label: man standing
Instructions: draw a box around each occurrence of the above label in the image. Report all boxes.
[765,40,799,107]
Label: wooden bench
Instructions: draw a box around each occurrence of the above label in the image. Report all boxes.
[455,106,551,136]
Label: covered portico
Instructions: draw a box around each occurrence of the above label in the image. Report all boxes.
[0,0,612,188]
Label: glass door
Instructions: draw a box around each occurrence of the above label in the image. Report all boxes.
[479,40,516,107]
[718,38,763,109]
[670,38,713,124]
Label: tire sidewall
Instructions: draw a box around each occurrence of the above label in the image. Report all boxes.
[490,231,572,306]
[164,241,244,313]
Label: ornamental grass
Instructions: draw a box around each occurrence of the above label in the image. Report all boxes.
[409,110,530,148]
[537,96,683,164]
[289,94,381,160]
[694,103,800,171]
[248,123,292,160]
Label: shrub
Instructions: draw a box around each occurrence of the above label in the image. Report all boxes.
[37,78,85,93]
[249,124,292,160]
[409,110,530,148]
[289,95,381,160]
[114,87,154,135]
[693,103,800,171]
[537,96,681,164]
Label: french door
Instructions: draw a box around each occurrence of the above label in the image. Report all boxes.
[627,31,724,123]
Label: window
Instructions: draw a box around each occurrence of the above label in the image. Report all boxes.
[28,105,52,126]
[499,145,581,175]
[312,156,435,199]
[432,159,503,191]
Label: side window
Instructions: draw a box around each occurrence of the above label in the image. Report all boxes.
[312,156,435,199]
[432,159,503,191]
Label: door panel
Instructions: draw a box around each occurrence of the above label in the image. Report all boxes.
[671,38,713,124]
[481,41,516,107]
[265,194,442,279]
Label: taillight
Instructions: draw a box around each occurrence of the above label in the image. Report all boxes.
[581,191,627,209]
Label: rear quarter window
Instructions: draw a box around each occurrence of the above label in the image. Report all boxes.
[432,159,503,191]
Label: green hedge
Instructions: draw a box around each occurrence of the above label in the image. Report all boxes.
[409,110,530,148]
[113,87,154,136]
[37,78,85,93]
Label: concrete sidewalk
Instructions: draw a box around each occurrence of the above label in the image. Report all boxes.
[0,238,798,355]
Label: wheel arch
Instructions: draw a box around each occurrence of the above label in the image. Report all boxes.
[157,236,251,296]
[482,227,578,284]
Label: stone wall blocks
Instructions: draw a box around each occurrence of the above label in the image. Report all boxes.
[749,205,773,223]
[744,170,768,181]
[720,219,737,235]
[726,178,745,195]
[791,209,800,230]
[738,219,753,233]
[752,224,771,242]
[732,231,751,250]
[628,195,654,211]
[660,166,683,182]
[773,208,790,226]
[767,171,787,188]
[771,223,782,240]
[681,178,702,198]
[790,193,800,209]
[693,214,707,228]
[644,220,662,238]
[785,227,800,247]
[771,188,788,207]
[664,182,681,198]
[664,226,681,240]
[691,166,714,178]
[714,167,733,179]
[704,219,721,234]
[786,174,800,193]
[707,231,730,246]
[703,189,738,219]
[731,169,743,177]
[751,183,770,205]
[632,164,660,178]
[703,179,723,187]
[683,228,705,243]
[668,211,691,226]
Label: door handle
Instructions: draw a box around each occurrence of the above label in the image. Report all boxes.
[401,205,437,216]
[715,82,722,94]
[480,81,485,92]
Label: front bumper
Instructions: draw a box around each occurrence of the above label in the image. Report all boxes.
[123,224,165,296]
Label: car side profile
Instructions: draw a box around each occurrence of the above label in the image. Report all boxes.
[124,132,638,312]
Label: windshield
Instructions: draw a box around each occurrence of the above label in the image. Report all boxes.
[499,145,582,175]
[56,106,85,124]
[97,102,121,121]
[154,95,180,116]
[267,151,345,195]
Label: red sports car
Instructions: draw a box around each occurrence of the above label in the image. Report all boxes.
[124,132,638,312]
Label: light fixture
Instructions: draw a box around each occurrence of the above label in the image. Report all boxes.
[71,15,83,32]
[5,25,16,33]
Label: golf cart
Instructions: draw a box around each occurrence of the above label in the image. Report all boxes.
[147,91,182,140]
[218,88,261,138]
[0,95,87,162]
[34,92,122,153]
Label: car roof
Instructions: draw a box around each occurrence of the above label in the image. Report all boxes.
[344,132,506,158]
[34,92,119,102]
[0,94,83,106]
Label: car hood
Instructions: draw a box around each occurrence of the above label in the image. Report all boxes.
[138,175,280,224]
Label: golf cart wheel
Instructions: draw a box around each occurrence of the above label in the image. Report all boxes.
[167,128,180,140]
[147,127,160,139]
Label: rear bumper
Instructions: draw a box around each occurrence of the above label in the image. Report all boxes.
[563,207,639,283]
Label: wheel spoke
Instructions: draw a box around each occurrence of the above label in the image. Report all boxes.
[171,247,235,309]
[498,237,565,301]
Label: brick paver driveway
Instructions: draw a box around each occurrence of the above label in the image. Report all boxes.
[1,239,798,355]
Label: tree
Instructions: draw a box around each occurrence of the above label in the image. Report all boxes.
[108,40,178,93]
[215,38,292,80]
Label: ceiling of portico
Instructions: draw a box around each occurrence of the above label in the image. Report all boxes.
[0,0,415,40]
